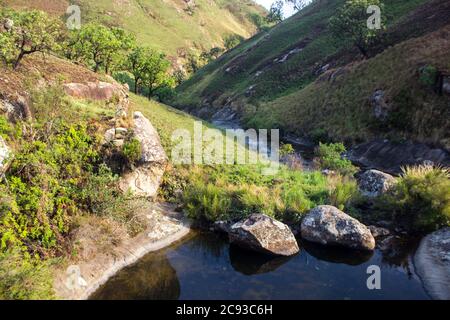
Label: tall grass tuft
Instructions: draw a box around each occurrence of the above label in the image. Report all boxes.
[377,165,450,232]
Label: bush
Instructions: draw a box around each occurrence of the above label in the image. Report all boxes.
[122,138,141,167]
[315,142,357,176]
[376,165,450,232]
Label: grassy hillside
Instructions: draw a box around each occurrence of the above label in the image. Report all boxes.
[3,0,266,59]
[171,0,450,147]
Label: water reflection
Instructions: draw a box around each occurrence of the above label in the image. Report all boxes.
[301,240,374,266]
[229,245,293,275]
[90,251,180,300]
[92,231,430,300]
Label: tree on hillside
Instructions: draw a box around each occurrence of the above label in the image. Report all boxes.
[0,9,63,69]
[67,24,134,73]
[329,0,385,58]
[285,0,308,11]
[200,47,224,63]
[267,1,284,24]
[140,50,171,99]
[126,46,147,94]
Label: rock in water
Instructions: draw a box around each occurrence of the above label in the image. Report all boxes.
[358,169,396,197]
[119,112,167,198]
[414,228,450,300]
[0,136,10,173]
[301,205,375,251]
[229,214,299,256]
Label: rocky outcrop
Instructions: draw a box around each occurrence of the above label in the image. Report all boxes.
[63,82,129,114]
[0,96,32,121]
[414,228,450,300]
[119,112,167,198]
[346,139,450,175]
[0,136,10,174]
[358,169,396,197]
[370,90,390,120]
[301,205,375,251]
[229,214,299,256]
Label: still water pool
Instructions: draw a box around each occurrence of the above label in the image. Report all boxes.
[91,232,429,300]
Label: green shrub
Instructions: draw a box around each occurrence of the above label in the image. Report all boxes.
[316,142,357,176]
[0,115,12,138]
[419,65,438,87]
[122,138,142,166]
[0,249,55,300]
[376,165,450,232]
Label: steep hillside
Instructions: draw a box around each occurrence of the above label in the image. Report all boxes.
[3,0,266,59]
[171,0,450,148]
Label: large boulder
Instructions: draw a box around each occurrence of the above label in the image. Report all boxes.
[63,81,129,114]
[0,136,10,174]
[358,169,396,197]
[119,112,167,198]
[414,228,450,300]
[301,205,375,251]
[229,214,299,256]
[0,96,32,121]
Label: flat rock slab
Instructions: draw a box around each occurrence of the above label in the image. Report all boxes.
[53,202,190,300]
[414,228,450,300]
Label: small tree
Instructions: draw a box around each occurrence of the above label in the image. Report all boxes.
[329,0,385,58]
[67,23,134,73]
[0,9,63,69]
[267,1,284,24]
[140,50,171,99]
[127,46,147,94]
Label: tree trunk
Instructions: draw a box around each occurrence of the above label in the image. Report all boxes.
[13,52,25,70]
[356,44,368,59]
[134,79,139,94]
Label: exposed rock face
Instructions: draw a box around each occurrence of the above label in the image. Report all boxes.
[370,90,390,120]
[119,112,167,198]
[229,214,299,256]
[414,228,450,300]
[301,205,376,251]
[0,136,10,174]
[368,225,390,238]
[0,96,32,121]
[346,139,450,175]
[358,169,396,197]
[63,82,129,113]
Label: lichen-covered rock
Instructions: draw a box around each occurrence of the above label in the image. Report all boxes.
[119,112,167,198]
[414,227,450,300]
[229,214,299,256]
[371,90,390,120]
[301,205,375,251]
[0,136,10,174]
[358,169,396,197]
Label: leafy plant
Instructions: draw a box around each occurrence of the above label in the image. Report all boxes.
[315,143,357,176]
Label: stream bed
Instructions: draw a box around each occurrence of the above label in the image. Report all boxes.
[91,231,430,300]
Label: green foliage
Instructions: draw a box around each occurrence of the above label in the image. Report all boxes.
[181,164,328,223]
[329,0,386,57]
[280,143,295,157]
[0,249,54,300]
[327,174,361,211]
[266,0,284,24]
[122,138,141,166]
[316,143,357,176]
[376,165,450,233]
[126,46,171,97]
[0,9,63,69]
[224,34,245,51]
[419,65,438,87]
[64,23,135,73]
[0,115,12,138]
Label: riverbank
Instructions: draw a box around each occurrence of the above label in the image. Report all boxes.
[52,202,190,300]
